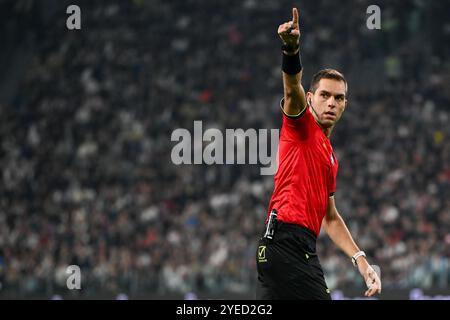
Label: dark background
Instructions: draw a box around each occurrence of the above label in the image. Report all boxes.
[0,0,449,299]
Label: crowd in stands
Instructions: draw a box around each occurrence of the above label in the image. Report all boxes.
[0,0,449,298]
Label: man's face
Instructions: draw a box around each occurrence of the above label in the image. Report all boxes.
[307,78,347,128]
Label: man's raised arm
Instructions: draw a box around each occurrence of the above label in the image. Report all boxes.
[278,8,307,117]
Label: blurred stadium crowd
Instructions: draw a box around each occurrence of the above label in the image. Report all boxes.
[0,0,449,298]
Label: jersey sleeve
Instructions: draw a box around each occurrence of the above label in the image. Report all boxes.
[279,98,314,142]
[328,159,338,196]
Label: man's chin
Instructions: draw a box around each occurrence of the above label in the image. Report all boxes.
[320,119,335,128]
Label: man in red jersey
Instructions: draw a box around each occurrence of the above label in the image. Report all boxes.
[256,8,381,300]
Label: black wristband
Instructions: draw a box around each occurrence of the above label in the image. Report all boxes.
[282,50,302,75]
[281,43,299,53]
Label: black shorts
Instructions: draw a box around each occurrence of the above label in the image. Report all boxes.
[256,221,331,300]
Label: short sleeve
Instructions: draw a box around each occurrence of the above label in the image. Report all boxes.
[328,156,338,196]
[280,98,314,142]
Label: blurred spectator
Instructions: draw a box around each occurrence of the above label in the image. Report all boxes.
[0,0,449,298]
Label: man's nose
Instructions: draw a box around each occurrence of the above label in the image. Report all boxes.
[328,97,337,108]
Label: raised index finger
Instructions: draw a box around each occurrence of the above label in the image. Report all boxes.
[292,7,299,25]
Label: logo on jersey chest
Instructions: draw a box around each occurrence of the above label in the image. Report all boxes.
[321,141,336,166]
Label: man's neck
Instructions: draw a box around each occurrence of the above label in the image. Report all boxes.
[322,126,333,138]
[309,106,333,138]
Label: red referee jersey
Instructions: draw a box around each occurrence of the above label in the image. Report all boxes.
[267,101,339,236]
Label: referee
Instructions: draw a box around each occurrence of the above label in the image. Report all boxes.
[256,8,382,300]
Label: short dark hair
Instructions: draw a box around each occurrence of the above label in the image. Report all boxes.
[309,69,347,94]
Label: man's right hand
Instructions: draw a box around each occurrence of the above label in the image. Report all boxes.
[278,8,301,54]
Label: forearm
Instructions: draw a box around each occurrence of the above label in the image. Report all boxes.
[323,211,361,259]
[325,210,380,296]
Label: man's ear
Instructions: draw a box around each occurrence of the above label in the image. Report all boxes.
[306,92,313,105]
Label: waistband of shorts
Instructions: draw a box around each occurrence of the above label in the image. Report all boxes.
[275,220,317,242]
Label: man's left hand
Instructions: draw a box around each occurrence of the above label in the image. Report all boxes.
[358,262,381,297]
